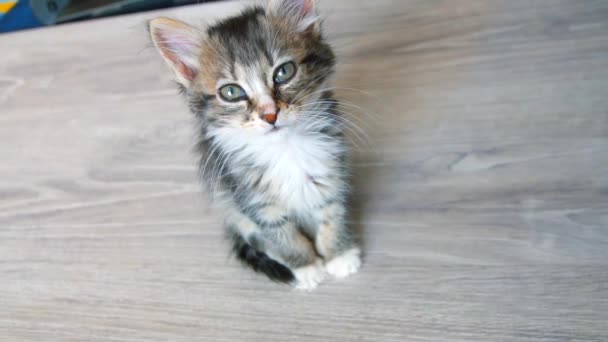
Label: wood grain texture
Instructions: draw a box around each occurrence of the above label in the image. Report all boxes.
[1,0,607,341]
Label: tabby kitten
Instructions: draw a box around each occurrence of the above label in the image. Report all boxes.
[149,0,360,290]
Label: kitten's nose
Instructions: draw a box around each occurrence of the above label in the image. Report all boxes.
[260,102,278,125]
[262,113,278,125]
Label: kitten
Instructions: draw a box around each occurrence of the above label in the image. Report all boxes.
[148,0,361,290]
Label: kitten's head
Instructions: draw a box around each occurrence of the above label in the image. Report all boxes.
[149,0,335,140]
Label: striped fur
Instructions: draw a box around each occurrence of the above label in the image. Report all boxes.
[149,0,361,290]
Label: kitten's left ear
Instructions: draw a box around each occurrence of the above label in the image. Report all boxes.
[269,0,320,34]
[148,17,202,87]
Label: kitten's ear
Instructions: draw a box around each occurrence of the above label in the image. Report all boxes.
[148,17,202,87]
[268,0,320,34]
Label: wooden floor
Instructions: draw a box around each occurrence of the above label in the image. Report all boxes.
[1,0,607,341]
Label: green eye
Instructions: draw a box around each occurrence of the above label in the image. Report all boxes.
[219,84,248,102]
[273,62,297,85]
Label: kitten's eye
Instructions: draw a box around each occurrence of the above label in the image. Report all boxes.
[219,84,248,102]
[273,62,297,85]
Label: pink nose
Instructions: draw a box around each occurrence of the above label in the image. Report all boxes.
[262,113,278,124]
[260,102,278,125]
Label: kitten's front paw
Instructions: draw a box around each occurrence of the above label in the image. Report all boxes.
[326,248,362,279]
[293,261,326,291]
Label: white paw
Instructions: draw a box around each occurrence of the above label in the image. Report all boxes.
[293,261,326,291]
[326,248,362,279]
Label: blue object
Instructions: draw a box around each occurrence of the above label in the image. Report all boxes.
[0,1,43,33]
[0,0,204,34]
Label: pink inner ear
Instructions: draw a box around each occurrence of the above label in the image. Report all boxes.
[153,30,198,81]
[275,0,315,18]
[301,0,314,16]
[169,60,193,81]
[291,0,315,17]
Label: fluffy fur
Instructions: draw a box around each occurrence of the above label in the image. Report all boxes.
[149,0,361,290]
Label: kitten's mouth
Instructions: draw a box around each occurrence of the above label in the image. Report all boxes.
[268,126,286,134]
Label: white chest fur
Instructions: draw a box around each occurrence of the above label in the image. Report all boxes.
[218,127,344,213]
[256,129,343,212]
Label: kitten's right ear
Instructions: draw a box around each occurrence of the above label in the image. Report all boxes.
[148,17,202,87]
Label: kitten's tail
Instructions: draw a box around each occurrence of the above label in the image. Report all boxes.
[231,234,295,283]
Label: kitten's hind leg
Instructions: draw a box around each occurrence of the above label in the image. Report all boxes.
[258,219,326,291]
[227,210,295,283]
[314,201,362,279]
[229,204,325,290]
[230,231,295,283]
